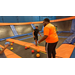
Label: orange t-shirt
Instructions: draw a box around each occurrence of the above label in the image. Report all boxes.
[44,23,58,43]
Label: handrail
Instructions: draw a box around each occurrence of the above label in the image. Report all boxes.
[0,16,75,26]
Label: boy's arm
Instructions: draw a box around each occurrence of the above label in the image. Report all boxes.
[38,27,49,43]
[0,44,9,54]
[38,32,42,37]
[38,35,48,43]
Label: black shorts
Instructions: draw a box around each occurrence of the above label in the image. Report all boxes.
[45,42,58,58]
[34,36,38,40]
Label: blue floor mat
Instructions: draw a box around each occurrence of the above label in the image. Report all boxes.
[70,48,75,58]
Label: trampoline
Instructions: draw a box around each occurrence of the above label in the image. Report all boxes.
[0,16,75,58]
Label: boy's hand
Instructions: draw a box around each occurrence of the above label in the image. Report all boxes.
[40,35,42,37]
[38,41,41,44]
[5,44,9,47]
[33,36,35,38]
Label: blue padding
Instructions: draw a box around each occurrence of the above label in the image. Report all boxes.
[41,26,44,32]
[0,32,32,41]
[31,24,35,29]
[40,31,43,33]
[19,35,33,40]
[19,33,44,41]
[71,19,75,33]
[58,36,68,38]
[62,40,68,44]
[57,31,72,34]
[10,25,18,36]
[71,38,75,44]
[57,31,63,34]
[63,34,75,44]
[57,31,72,35]
[70,48,75,58]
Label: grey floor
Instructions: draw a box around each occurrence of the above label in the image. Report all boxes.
[0,40,47,58]
[58,32,73,36]
[13,35,32,40]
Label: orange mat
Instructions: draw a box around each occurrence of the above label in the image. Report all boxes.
[7,39,75,58]
[56,44,75,58]
[0,45,21,58]
[7,39,46,52]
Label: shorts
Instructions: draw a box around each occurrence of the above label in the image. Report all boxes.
[34,36,38,40]
[45,42,58,58]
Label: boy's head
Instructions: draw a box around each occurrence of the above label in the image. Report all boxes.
[35,26,38,29]
[43,18,50,27]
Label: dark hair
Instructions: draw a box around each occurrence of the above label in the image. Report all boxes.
[36,26,38,27]
[44,18,50,23]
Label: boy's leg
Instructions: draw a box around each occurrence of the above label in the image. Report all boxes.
[45,42,52,58]
[34,36,38,46]
[47,43,52,58]
[52,42,58,58]
[45,42,48,58]
[46,43,57,58]
[35,40,37,46]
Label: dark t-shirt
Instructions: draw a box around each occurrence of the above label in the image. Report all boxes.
[34,29,39,36]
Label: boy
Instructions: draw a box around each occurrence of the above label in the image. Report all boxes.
[38,18,58,58]
[33,26,42,46]
[0,43,10,58]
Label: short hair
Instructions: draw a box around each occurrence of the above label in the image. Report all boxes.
[44,18,50,22]
[36,26,38,27]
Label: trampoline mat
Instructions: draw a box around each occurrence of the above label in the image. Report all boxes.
[8,43,47,58]
[13,35,32,40]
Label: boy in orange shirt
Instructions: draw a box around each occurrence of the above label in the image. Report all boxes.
[38,18,58,58]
